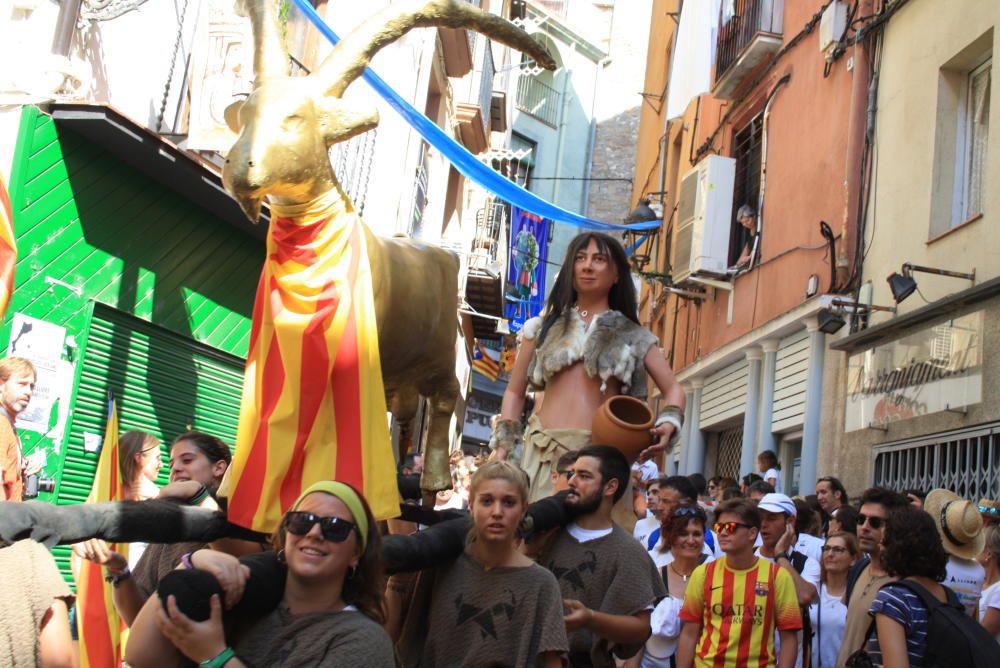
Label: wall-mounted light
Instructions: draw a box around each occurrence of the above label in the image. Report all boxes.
[817,308,846,334]
[887,264,976,304]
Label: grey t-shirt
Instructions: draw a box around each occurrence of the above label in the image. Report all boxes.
[539,525,667,667]
[233,606,394,667]
[398,552,569,667]
[133,541,206,600]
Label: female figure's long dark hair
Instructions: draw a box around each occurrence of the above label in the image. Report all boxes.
[537,232,638,344]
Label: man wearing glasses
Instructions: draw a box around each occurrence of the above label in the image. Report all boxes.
[835,488,908,667]
[676,498,801,668]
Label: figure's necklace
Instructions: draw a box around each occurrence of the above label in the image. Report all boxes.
[573,305,606,319]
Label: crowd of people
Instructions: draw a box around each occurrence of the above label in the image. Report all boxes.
[3,230,1000,667]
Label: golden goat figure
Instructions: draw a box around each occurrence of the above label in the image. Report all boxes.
[220,0,556,502]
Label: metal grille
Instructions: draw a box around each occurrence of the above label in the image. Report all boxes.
[410,141,430,238]
[729,114,763,264]
[515,74,560,127]
[329,128,377,215]
[873,424,1000,500]
[716,426,744,480]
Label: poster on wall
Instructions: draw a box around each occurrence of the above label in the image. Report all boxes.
[504,207,550,332]
[844,311,983,431]
[6,313,69,437]
[187,0,254,151]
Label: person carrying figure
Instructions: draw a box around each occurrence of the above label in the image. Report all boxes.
[492,232,685,520]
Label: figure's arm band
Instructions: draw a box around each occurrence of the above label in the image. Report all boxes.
[489,419,522,451]
[655,405,685,434]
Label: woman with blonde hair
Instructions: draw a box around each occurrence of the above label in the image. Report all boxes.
[119,430,162,502]
[391,459,568,667]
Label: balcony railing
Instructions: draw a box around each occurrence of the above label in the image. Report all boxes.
[714,0,783,98]
[515,74,560,127]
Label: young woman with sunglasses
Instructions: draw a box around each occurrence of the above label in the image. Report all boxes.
[391,460,567,667]
[627,503,711,668]
[124,481,394,667]
[808,532,858,668]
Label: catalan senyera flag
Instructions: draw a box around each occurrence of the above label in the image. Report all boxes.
[221,192,398,532]
[0,172,17,318]
[472,342,500,381]
[75,398,128,668]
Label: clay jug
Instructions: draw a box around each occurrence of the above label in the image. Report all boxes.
[591,395,654,462]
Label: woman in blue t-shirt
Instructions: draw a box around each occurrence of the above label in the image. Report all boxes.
[866,506,950,668]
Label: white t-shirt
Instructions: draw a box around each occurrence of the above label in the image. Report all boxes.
[944,556,986,617]
[757,548,819,668]
[763,468,782,493]
[632,459,660,482]
[979,579,1000,642]
[809,583,847,668]
[633,515,659,547]
[566,522,614,543]
[795,533,825,564]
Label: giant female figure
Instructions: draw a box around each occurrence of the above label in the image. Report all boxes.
[492,233,686,512]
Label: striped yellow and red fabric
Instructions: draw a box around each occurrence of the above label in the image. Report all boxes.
[222,192,398,532]
[75,399,128,668]
[472,342,500,381]
[0,172,17,318]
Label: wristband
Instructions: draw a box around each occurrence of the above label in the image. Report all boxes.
[654,404,685,430]
[104,566,131,587]
[186,484,211,506]
[489,418,522,452]
[181,552,195,570]
[200,647,235,668]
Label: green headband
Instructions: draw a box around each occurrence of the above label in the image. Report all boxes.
[290,481,369,552]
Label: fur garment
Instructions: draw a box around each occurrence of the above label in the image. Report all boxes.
[522,309,658,398]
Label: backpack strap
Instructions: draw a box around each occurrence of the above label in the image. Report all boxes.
[891,578,958,613]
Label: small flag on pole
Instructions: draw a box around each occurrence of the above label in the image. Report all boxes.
[0,172,17,319]
[75,396,128,668]
[472,342,500,381]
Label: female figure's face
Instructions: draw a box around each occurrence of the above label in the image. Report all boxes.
[822,536,854,574]
[572,238,618,298]
[284,493,360,582]
[168,440,228,487]
[671,519,705,560]
[757,457,767,473]
[739,215,756,232]
[471,478,526,546]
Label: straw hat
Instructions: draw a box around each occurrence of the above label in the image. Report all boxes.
[925,489,985,560]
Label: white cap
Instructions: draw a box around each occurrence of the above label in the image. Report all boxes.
[758,493,796,517]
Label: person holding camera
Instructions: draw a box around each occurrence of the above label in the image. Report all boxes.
[0,357,37,502]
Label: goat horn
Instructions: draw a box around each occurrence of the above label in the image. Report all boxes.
[237,0,288,83]
[314,0,557,98]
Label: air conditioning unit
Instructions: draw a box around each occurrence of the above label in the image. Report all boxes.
[671,155,735,283]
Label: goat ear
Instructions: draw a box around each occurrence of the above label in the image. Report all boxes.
[224,100,245,133]
[316,98,379,146]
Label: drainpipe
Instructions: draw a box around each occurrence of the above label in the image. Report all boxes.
[840,0,875,290]
[550,68,573,207]
[52,0,83,57]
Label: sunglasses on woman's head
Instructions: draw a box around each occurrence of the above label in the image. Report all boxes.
[673,507,700,518]
[284,511,357,543]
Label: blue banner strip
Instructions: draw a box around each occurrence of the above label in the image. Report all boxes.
[290,0,660,232]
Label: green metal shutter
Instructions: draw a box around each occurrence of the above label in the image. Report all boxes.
[53,305,245,580]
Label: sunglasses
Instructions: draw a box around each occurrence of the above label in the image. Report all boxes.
[979,505,1000,516]
[284,511,357,543]
[713,521,754,534]
[856,513,885,530]
[821,545,849,554]
[557,470,573,479]
[673,507,701,518]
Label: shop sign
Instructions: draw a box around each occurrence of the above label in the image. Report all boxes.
[464,390,501,443]
[845,311,983,431]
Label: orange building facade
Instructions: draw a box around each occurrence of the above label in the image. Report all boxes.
[632,0,872,491]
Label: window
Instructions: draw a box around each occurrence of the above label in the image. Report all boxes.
[931,33,993,239]
[957,59,990,223]
[729,114,763,266]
